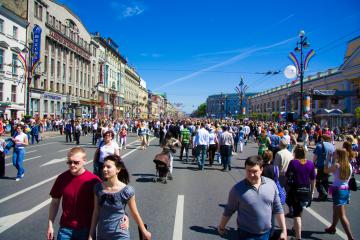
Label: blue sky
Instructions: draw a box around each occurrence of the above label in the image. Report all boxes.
[58,0,360,113]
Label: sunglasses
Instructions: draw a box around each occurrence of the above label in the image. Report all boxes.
[66,160,81,165]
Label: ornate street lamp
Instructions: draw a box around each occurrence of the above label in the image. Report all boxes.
[288,30,315,140]
[235,77,248,116]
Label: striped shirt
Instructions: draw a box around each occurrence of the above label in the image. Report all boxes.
[180,128,191,144]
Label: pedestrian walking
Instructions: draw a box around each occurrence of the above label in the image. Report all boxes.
[12,125,28,181]
[324,148,355,239]
[88,155,151,240]
[119,126,127,150]
[193,123,209,170]
[93,130,120,180]
[217,155,287,240]
[47,147,128,240]
[286,144,316,240]
[0,136,5,177]
[313,134,335,201]
[218,125,234,171]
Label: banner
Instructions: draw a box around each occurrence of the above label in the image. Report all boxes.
[32,25,42,65]
[304,96,311,112]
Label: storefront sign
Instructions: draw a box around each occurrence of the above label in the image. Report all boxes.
[48,30,91,60]
[32,25,42,65]
[43,93,61,101]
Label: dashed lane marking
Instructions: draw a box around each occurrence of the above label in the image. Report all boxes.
[5,156,42,167]
[172,195,184,240]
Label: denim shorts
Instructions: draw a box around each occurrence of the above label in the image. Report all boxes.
[332,189,350,206]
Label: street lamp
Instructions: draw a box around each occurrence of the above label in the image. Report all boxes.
[19,41,34,117]
[294,30,310,120]
[291,30,312,140]
[235,77,248,116]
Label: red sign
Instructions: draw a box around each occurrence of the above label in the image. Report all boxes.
[49,30,91,60]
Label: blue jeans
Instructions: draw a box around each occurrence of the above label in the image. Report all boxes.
[31,134,39,144]
[57,227,89,240]
[238,229,271,240]
[196,145,207,170]
[220,145,232,170]
[12,148,25,178]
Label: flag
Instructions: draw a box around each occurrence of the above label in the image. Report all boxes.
[304,49,315,70]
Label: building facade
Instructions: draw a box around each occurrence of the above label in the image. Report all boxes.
[0,3,28,119]
[124,65,141,118]
[206,93,256,119]
[25,0,101,119]
[138,78,148,119]
[93,34,126,119]
[248,36,360,126]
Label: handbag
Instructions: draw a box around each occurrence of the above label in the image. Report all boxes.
[349,173,357,191]
[274,166,286,205]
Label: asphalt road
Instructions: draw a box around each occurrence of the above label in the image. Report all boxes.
[0,133,359,240]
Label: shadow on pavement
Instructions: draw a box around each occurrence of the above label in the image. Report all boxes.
[135,177,156,183]
[190,226,237,239]
[0,176,15,180]
[132,173,156,177]
[296,230,327,240]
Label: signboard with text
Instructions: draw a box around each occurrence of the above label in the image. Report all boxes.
[32,25,42,65]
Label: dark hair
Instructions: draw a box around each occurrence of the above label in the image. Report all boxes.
[245,155,263,167]
[293,144,306,159]
[103,155,130,184]
[262,150,273,164]
[103,130,115,139]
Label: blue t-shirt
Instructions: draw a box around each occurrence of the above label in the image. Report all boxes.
[313,141,335,168]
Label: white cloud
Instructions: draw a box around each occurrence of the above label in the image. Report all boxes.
[153,37,296,91]
[110,1,145,20]
[140,53,162,58]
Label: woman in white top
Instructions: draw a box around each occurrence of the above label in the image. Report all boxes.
[12,125,29,181]
[96,130,120,179]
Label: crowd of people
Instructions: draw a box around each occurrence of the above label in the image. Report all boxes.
[0,115,359,239]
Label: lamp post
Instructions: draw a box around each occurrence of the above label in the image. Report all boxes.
[294,30,310,120]
[19,41,34,117]
[235,77,248,116]
[293,30,310,140]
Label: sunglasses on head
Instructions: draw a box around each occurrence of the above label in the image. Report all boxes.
[66,160,81,165]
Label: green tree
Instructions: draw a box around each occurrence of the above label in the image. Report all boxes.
[355,106,360,122]
[196,103,207,117]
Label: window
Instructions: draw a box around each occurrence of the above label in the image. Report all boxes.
[51,59,54,76]
[0,49,3,70]
[0,83,3,101]
[69,66,72,82]
[57,60,60,77]
[12,54,17,75]
[63,63,66,80]
[0,19,4,33]
[13,26,18,39]
[44,56,48,73]
[44,100,48,113]
[11,85,16,102]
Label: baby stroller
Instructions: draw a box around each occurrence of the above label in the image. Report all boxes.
[153,150,171,184]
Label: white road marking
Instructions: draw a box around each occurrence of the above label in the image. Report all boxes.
[172,195,184,240]
[57,145,84,152]
[0,198,52,234]
[0,175,58,204]
[26,141,57,149]
[0,138,155,205]
[5,150,38,159]
[305,207,347,239]
[5,156,42,167]
[41,157,66,167]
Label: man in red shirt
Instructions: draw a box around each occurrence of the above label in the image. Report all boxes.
[47,147,100,240]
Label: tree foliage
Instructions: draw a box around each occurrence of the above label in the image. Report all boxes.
[355,106,360,120]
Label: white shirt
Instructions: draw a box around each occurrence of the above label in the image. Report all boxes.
[14,132,27,149]
[194,128,209,146]
[99,141,119,163]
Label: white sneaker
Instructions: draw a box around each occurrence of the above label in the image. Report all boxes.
[15,178,21,181]
[124,147,127,149]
